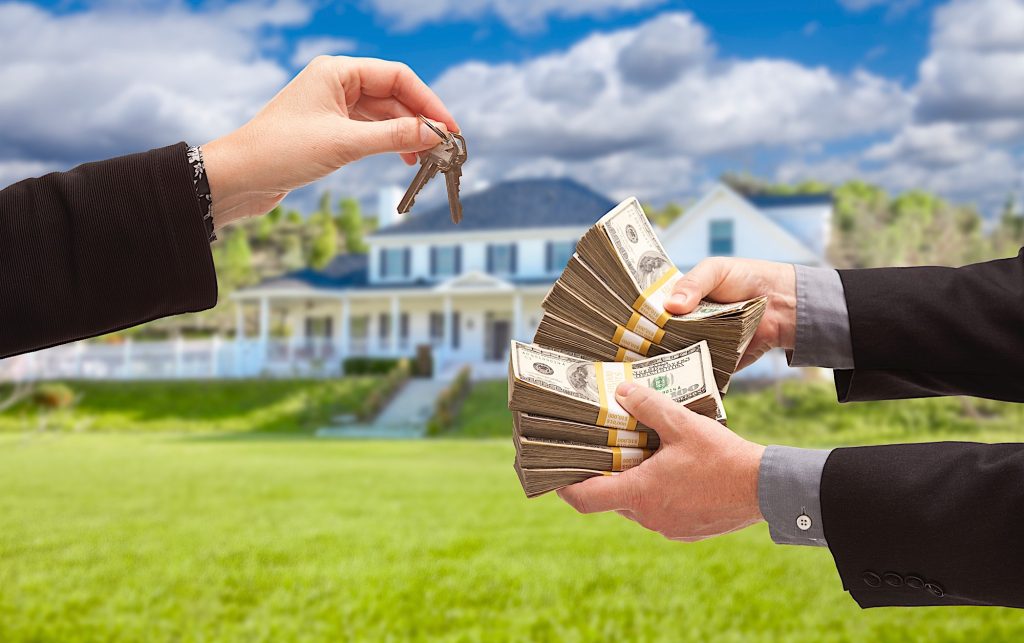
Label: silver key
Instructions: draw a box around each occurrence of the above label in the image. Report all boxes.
[397,117,468,224]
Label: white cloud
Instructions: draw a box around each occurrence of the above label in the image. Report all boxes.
[0,0,312,179]
[837,0,921,14]
[364,0,666,33]
[915,0,1024,122]
[290,36,358,67]
[428,12,910,201]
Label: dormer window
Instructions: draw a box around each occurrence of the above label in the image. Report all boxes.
[431,246,461,277]
[487,243,517,275]
[380,247,409,279]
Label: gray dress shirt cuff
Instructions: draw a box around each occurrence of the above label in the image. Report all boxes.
[758,446,832,546]
[788,265,854,369]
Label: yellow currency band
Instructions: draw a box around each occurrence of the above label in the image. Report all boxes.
[631,266,679,328]
[606,428,648,448]
[626,312,666,343]
[612,448,622,471]
[595,362,638,431]
[614,346,643,362]
[612,325,652,355]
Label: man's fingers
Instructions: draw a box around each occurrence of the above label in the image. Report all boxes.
[344,117,448,158]
[557,475,633,514]
[614,382,693,445]
[665,259,727,315]
[353,58,459,133]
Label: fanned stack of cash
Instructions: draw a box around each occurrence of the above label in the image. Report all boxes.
[509,340,724,497]
[537,197,767,392]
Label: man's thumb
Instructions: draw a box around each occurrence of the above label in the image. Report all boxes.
[348,117,447,158]
[614,382,687,444]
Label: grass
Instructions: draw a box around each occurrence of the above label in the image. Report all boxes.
[3,379,1024,641]
[0,379,378,434]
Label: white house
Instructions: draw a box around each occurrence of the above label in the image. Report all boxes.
[229,179,832,380]
[3,178,832,382]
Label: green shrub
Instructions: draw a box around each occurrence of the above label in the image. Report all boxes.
[343,357,402,375]
[426,366,472,436]
[32,383,76,410]
[355,359,411,421]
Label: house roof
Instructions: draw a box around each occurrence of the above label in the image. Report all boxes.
[744,192,833,208]
[371,177,616,236]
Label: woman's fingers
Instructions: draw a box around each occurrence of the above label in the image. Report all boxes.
[353,58,459,133]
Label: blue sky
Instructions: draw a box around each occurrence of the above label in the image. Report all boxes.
[3,0,1022,213]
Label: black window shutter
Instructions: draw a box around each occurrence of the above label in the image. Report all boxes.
[486,245,493,273]
[510,244,518,274]
[430,247,436,276]
[452,312,461,349]
[400,313,409,339]
[378,248,386,277]
[545,242,553,273]
[455,246,462,274]
[403,248,411,277]
[305,318,312,338]
[326,317,333,338]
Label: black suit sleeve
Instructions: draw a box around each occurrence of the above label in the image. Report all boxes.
[832,250,1024,402]
[0,143,218,359]
[821,442,1024,608]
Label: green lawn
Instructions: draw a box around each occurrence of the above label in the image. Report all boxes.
[0,379,378,434]
[3,380,1024,641]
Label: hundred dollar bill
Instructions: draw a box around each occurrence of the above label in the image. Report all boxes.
[508,339,725,431]
[580,197,755,326]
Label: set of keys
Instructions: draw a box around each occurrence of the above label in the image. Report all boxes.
[397,115,468,224]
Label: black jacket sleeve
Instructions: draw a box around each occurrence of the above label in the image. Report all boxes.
[0,143,218,359]
[821,442,1024,608]
[834,250,1024,402]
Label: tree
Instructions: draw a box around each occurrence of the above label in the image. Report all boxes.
[285,209,303,225]
[281,234,305,272]
[307,214,338,269]
[218,229,256,290]
[337,197,368,253]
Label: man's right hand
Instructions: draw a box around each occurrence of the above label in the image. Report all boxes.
[664,258,796,370]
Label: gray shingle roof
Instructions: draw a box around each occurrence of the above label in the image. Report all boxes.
[372,177,616,236]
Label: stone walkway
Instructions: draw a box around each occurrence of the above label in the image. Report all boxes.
[316,378,450,439]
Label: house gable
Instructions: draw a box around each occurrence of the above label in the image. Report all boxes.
[660,184,824,269]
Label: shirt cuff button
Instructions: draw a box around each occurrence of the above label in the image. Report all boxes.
[796,514,812,531]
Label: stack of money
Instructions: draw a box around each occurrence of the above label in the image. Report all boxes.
[536,197,767,392]
[509,340,724,497]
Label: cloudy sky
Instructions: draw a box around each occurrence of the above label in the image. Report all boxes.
[2,0,1022,214]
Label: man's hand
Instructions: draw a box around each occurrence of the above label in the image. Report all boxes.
[558,382,765,542]
[202,56,459,227]
[665,258,796,370]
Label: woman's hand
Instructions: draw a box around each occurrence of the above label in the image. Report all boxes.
[201,56,459,228]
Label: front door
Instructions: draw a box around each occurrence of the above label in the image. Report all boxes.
[488,320,511,361]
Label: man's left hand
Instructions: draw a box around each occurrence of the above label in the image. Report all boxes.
[557,382,765,542]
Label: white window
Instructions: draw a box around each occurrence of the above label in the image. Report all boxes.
[380,248,408,279]
[431,246,459,277]
[547,241,575,273]
[487,244,516,275]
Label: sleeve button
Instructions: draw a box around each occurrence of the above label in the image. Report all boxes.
[796,514,812,531]
[906,576,925,590]
[862,571,882,588]
[883,572,904,587]
[925,582,945,598]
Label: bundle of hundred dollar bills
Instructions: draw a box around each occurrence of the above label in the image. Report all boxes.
[510,196,767,498]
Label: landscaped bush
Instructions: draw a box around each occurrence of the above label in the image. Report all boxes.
[31,383,76,410]
[343,357,403,375]
[356,359,411,421]
[426,366,472,436]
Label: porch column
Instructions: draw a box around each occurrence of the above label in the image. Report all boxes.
[233,301,244,376]
[513,292,523,341]
[339,297,351,359]
[390,295,400,356]
[258,296,270,368]
[442,295,453,364]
